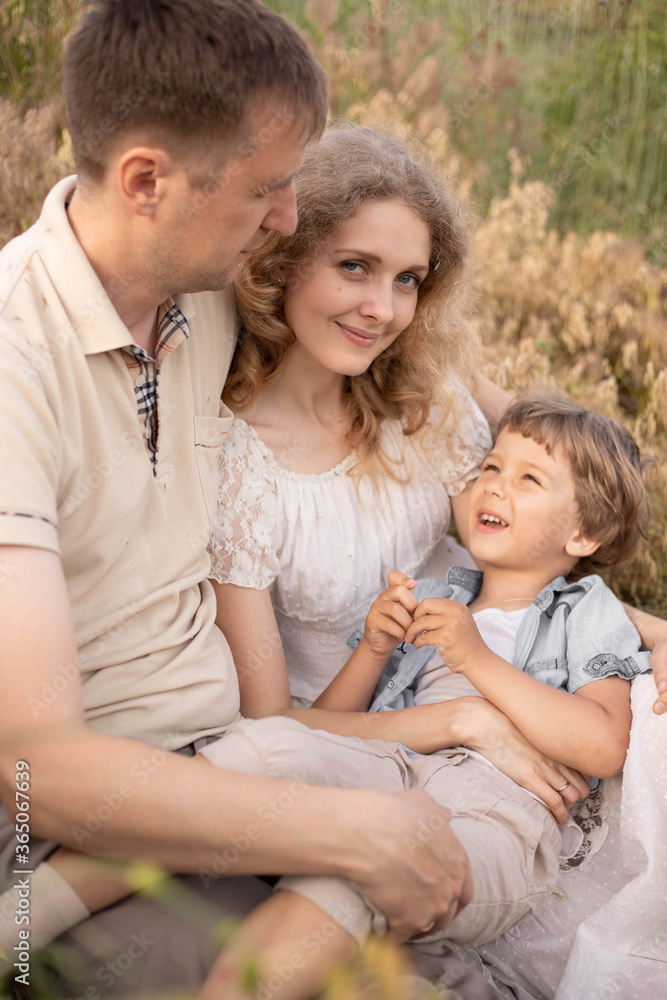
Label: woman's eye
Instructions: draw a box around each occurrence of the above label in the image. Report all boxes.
[396,273,420,289]
[340,261,365,275]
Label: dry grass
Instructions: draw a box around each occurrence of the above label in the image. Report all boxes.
[1,0,665,614]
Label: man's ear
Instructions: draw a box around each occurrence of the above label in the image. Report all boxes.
[565,529,600,559]
[117,147,172,216]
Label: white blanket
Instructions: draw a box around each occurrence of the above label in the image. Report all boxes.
[474,674,667,1000]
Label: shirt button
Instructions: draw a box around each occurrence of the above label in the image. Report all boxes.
[135,373,146,387]
[387,680,396,689]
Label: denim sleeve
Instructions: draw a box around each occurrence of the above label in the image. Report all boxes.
[564,577,653,693]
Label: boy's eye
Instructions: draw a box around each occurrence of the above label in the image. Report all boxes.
[482,462,499,473]
[524,474,541,485]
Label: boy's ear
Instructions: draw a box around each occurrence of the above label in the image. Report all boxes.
[565,529,600,559]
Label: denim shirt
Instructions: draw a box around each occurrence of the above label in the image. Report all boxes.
[346,567,652,714]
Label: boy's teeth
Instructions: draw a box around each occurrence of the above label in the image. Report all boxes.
[481,514,507,525]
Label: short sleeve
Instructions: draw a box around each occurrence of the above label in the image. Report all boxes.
[435,386,493,498]
[564,577,652,693]
[0,322,60,552]
[207,418,281,589]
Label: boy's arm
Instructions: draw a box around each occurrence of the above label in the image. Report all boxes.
[313,572,418,711]
[407,598,631,778]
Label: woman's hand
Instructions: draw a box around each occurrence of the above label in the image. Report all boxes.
[361,570,418,658]
[444,697,590,823]
[651,638,667,716]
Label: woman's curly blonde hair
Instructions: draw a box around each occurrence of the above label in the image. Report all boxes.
[224,124,478,480]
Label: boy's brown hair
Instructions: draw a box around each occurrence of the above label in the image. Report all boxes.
[63,0,328,182]
[498,390,649,578]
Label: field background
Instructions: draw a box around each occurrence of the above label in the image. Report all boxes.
[1,0,665,612]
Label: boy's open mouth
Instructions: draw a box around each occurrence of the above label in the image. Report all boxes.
[477,512,508,531]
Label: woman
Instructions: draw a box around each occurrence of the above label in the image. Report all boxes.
[211,124,491,708]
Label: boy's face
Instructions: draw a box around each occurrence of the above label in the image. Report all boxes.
[467,429,588,575]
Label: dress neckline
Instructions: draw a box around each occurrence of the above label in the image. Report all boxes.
[235,415,358,482]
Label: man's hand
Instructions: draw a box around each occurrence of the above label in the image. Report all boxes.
[651,638,667,716]
[351,788,472,941]
[449,697,589,823]
[360,570,418,658]
[406,598,488,673]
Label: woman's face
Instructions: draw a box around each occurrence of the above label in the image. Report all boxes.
[282,199,432,377]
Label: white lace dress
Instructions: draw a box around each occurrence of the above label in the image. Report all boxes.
[208,400,491,705]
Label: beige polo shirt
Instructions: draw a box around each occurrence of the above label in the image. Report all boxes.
[0,176,242,749]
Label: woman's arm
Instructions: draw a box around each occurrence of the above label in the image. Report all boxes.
[283,698,586,822]
[211,581,290,717]
[474,375,511,434]
[406,598,631,777]
[621,603,667,715]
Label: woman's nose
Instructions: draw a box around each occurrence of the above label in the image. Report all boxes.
[360,281,394,325]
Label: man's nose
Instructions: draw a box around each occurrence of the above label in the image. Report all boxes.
[263,182,298,237]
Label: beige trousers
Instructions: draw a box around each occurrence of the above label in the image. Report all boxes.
[200,716,562,951]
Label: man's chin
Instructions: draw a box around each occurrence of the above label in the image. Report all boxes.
[170,269,236,295]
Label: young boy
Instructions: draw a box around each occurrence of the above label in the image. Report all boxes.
[1,392,651,1000]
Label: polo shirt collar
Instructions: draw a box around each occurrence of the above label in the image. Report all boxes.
[36,176,196,356]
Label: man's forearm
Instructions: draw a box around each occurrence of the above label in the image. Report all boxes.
[0,728,361,879]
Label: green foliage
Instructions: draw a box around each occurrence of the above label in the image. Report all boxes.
[0,0,77,107]
[264,0,665,259]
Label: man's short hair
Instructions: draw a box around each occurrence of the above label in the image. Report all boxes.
[63,0,328,181]
[498,390,649,577]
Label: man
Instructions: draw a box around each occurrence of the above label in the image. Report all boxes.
[0,1,475,996]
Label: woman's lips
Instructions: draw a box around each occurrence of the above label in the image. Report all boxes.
[336,321,380,348]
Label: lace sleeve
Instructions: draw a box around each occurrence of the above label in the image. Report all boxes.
[439,390,493,497]
[208,419,281,589]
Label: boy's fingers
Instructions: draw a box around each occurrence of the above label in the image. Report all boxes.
[387,569,417,590]
[385,586,419,613]
[379,602,414,633]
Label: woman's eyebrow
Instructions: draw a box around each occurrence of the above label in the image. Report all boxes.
[331,248,429,274]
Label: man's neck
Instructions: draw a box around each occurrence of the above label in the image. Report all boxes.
[67,187,161,354]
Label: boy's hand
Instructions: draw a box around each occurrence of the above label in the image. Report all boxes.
[405,598,487,672]
[361,570,419,658]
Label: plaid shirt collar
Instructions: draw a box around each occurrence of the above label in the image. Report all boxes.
[122,302,190,475]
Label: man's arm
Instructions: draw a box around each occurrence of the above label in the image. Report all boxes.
[622,602,667,715]
[0,546,471,939]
